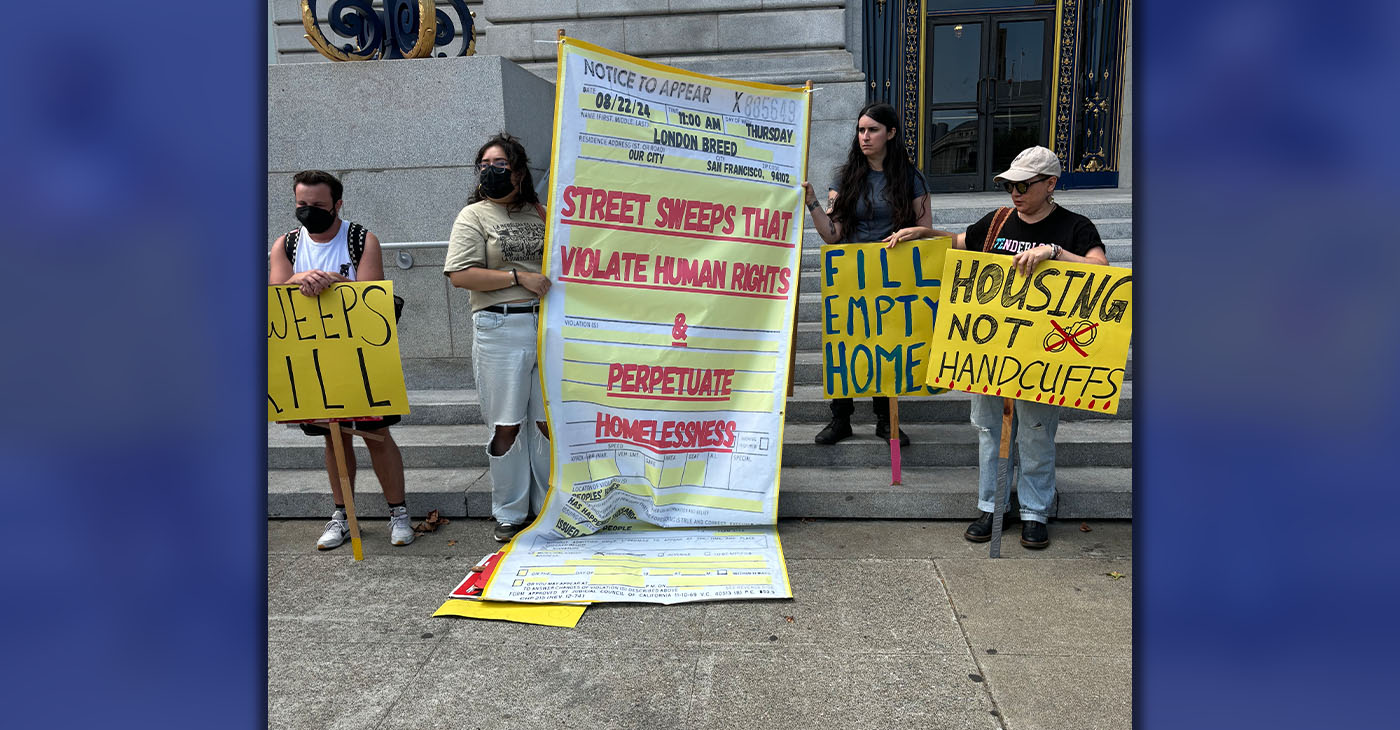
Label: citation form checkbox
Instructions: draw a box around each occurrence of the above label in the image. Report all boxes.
[759,437,769,450]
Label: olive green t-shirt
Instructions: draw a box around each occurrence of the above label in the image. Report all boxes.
[443,200,546,313]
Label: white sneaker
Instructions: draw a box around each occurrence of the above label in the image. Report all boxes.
[317,510,349,550]
[389,505,415,546]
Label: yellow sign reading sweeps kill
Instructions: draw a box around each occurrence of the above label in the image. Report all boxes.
[924,250,1132,414]
[266,282,409,422]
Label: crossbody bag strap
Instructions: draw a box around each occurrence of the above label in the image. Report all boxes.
[284,228,300,263]
[982,207,1015,253]
[346,222,367,270]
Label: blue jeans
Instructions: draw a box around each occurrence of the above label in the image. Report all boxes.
[471,308,549,525]
[970,394,1061,523]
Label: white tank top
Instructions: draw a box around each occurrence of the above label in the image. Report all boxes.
[292,220,357,281]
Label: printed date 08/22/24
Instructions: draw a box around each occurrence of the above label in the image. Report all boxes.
[593,92,651,119]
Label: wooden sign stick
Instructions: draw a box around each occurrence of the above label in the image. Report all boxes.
[328,421,365,561]
[888,396,902,485]
[988,398,1015,558]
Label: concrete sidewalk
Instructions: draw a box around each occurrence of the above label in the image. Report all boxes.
[268,519,1131,730]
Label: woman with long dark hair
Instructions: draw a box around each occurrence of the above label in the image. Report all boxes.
[443,133,552,543]
[802,102,953,445]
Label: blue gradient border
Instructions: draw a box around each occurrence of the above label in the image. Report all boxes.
[0,2,265,727]
[1136,1,1400,728]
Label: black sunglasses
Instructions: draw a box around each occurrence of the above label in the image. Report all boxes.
[1002,177,1049,195]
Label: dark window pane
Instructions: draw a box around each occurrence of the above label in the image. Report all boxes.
[931,23,981,105]
[927,110,979,175]
[991,109,1043,173]
[929,0,1052,10]
[995,21,1045,104]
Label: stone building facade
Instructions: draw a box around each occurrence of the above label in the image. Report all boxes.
[269,1,1130,191]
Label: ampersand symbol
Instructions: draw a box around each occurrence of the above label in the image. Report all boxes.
[672,313,688,341]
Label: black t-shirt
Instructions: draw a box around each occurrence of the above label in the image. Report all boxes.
[829,168,930,244]
[964,205,1105,260]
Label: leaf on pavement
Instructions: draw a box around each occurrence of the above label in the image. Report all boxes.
[413,509,451,534]
[1080,522,1092,532]
[1106,571,1125,580]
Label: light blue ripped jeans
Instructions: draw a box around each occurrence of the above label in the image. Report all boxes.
[471,308,550,525]
[970,394,1062,523]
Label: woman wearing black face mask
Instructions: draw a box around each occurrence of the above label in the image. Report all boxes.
[444,134,553,543]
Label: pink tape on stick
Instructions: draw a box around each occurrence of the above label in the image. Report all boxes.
[890,440,902,485]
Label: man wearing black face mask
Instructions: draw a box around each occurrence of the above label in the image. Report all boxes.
[269,170,416,551]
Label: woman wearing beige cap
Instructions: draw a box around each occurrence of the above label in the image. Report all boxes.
[886,145,1108,549]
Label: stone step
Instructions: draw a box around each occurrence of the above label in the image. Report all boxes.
[776,420,1131,468]
[921,190,1133,220]
[268,419,1131,470]
[395,389,481,425]
[927,203,1132,226]
[402,358,475,391]
[267,465,1131,519]
[797,192,1131,225]
[770,465,1131,520]
[267,467,487,520]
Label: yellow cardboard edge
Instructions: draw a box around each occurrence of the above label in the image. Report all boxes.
[432,599,586,628]
[772,524,794,597]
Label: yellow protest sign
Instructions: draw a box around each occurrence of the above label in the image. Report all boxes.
[266,281,409,422]
[924,250,1132,414]
[819,238,950,398]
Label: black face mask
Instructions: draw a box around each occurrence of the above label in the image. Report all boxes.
[479,166,516,200]
[296,204,336,234]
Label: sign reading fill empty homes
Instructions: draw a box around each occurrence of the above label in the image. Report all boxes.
[820,238,950,398]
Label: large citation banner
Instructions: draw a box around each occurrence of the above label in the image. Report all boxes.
[483,39,808,604]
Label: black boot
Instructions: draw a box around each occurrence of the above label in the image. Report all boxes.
[814,417,853,445]
[1020,520,1050,549]
[964,511,994,542]
[874,417,910,446]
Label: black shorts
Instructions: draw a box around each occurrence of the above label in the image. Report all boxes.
[298,414,401,437]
